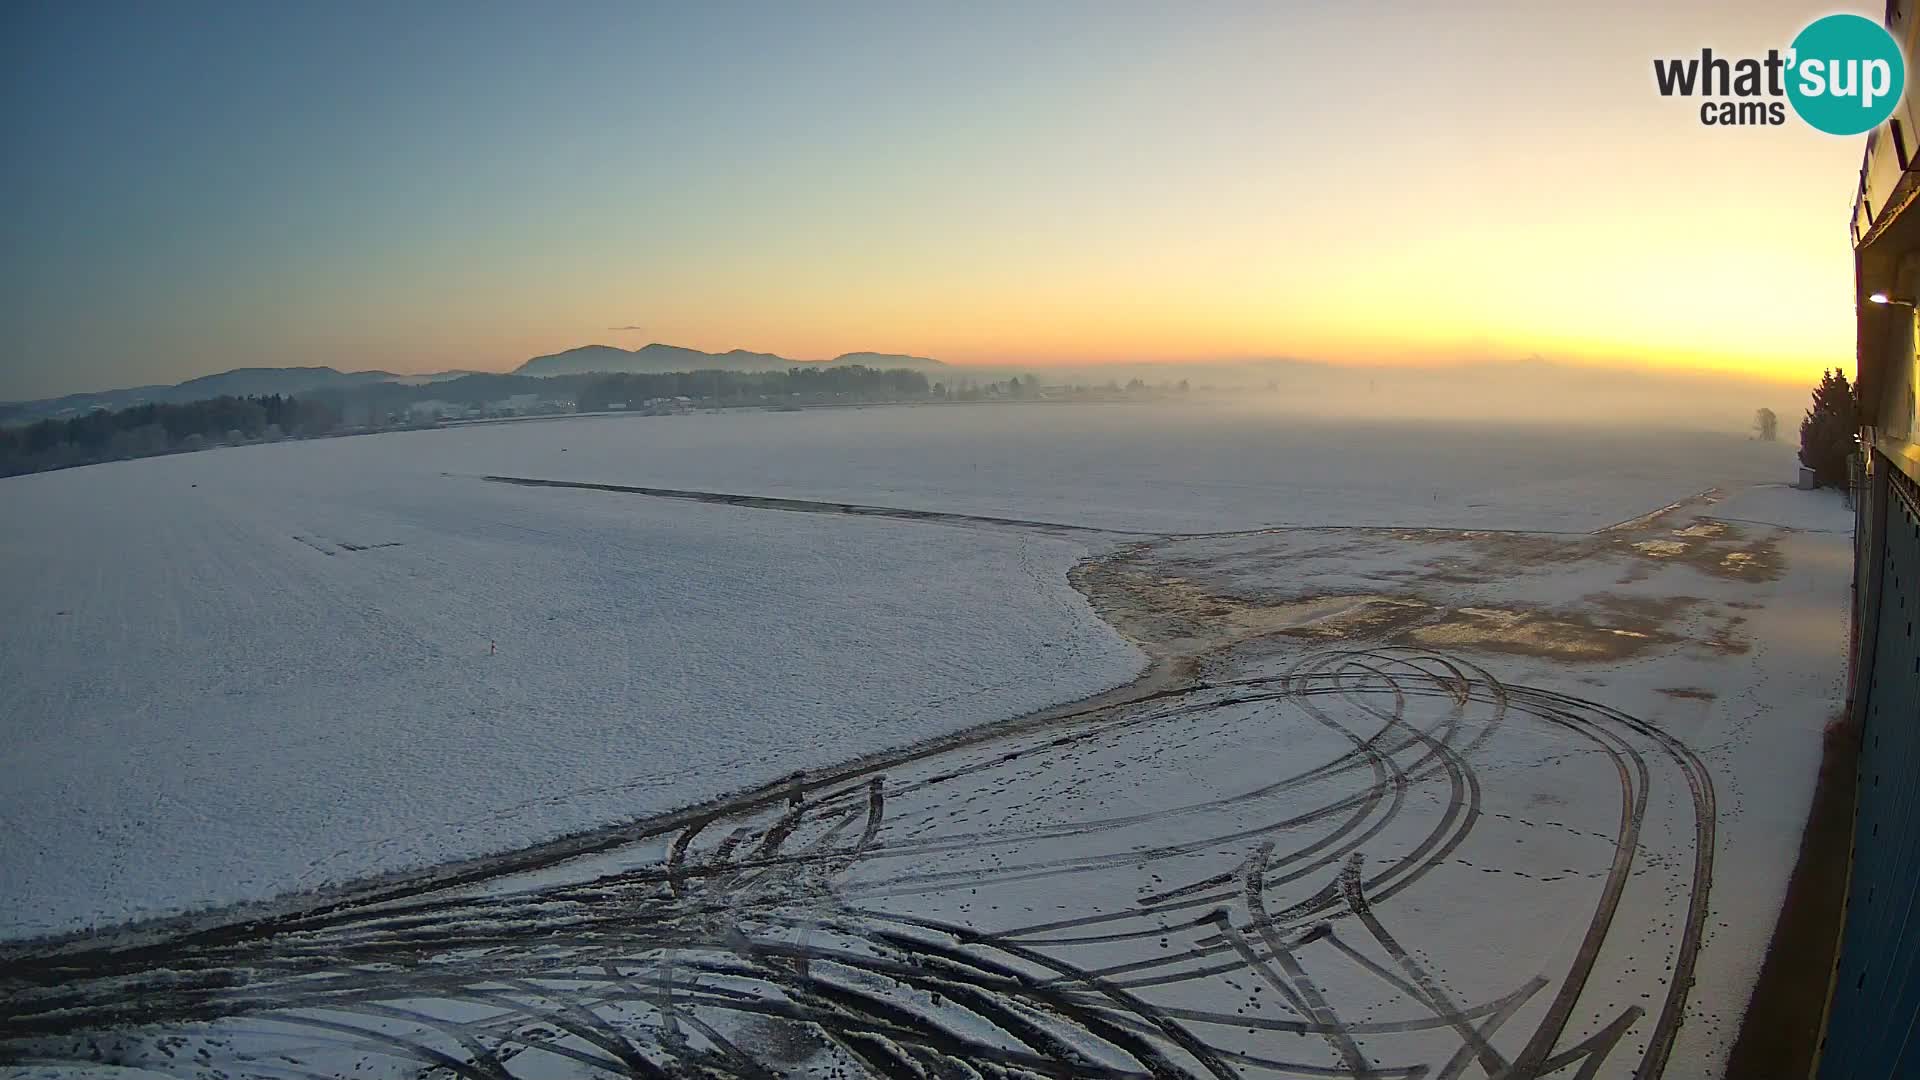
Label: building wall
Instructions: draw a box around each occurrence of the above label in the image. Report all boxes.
[1875,301,1918,448]
[1817,465,1920,1080]
[1828,12,1920,1073]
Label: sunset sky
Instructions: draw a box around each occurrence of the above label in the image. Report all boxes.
[0,0,1878,399]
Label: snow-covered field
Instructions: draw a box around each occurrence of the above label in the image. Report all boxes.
[0,405,1848,1079]
[304,403,1779,532]
[0,421,1152,940]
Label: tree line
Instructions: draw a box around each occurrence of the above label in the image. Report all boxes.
[0,366,937,477]
[0,394,340,476]
[576,365,931,411]
[1799,368,1858,489]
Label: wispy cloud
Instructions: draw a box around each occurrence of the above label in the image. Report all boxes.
[608,324,647,331]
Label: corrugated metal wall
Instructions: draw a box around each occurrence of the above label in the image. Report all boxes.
[1820,462,1920,1079]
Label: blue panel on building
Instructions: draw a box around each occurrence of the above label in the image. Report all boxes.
[1821,471,1920,1079]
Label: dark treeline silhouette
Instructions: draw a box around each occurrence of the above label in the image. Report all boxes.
[1799,368,1857,489]
[0,367,939,478]
[0,395,340,477]
[938,374,1188,401]
[304,373,561,419]
[577,366,930,411]
[298,366,932,419]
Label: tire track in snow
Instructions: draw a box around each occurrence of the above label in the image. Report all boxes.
[3,649,1714,1079]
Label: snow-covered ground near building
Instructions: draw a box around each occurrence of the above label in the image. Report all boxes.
[1,406,1849,1079]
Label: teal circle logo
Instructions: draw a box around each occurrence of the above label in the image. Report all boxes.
[1787,14,1905,135]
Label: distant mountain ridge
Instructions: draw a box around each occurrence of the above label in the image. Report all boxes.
[514,344,946,377]
[3,347,948,422]
[171,366,401,398]
[1,367,408,424]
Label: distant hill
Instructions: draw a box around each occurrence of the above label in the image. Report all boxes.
[6,384,174,423]
[170,366,399,399]
[517,344,782,377]
[0,367,416,424]
[515,343,948,377]
[384,370,486,386]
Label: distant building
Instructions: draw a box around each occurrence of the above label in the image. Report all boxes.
[408,399,460,420]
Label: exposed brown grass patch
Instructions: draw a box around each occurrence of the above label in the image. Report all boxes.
[1657,687,1718,701]
[1609,517,1786,583]
[1401,606,1675,661]
[1581,592,1705,622]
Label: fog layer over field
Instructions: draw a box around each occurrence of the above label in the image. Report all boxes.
[969,358,1808,432]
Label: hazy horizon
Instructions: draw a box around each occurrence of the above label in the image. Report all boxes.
[6,325,1836,401]
[2,353,1821,443]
